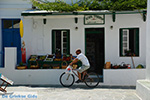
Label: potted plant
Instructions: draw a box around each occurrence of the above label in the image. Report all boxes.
[17,62,27,69]
[125,50,131,56]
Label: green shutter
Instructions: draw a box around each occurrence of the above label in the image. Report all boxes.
[120,29,123,56]
[52,31,56,54]
[67,30,70,54]
[135,28,139,56]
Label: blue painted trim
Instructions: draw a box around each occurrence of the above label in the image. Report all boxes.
[1,19,21,65]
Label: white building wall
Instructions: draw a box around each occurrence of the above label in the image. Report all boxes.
[0,0,31,18]
[136,1,150,100]
[24,16,86,59]
[0,48,145,86]
[23,13,146,68]
[105,14,146,68]
[0,0,147,86]
[146,0,150,80]
[0,0,32,67]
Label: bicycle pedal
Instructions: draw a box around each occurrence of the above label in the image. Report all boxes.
[75,79,84,83]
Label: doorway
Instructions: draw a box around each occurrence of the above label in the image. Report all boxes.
[2,19,21,65]
[85,28,105,75]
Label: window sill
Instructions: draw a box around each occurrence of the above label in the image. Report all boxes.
[120,56,139,57]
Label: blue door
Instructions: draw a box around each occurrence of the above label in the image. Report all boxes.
[2,19,21,66]
[0,51,3,67]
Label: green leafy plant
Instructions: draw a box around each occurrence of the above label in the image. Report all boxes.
[31,0,147,12]
[19,62,24,66]
[19,62,26,66]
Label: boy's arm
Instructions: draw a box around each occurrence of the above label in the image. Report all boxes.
[69,58,78,66]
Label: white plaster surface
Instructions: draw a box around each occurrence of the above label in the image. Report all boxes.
[103,69,146,86]
[0,48,146,86]
[136,80,150,100]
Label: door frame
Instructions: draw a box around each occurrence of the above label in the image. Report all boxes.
[2,19,21,65]
[85,27,105,74]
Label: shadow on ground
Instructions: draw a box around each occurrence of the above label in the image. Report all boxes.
[10,84,136,90]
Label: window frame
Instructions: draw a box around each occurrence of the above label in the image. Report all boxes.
[52,30,70,55]
[119,28,139,57]
[2,19,20,29]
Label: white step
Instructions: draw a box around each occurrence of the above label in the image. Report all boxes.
[136,80,150,100]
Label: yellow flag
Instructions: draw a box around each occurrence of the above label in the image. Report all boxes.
[20,20,23,38]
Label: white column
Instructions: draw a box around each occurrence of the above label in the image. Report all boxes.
[146,0,150,80]
[136,2,150,99]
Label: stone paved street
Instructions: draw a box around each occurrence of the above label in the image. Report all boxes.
[0,85,141,100]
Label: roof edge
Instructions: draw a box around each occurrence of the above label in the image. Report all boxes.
[21,10,147,16]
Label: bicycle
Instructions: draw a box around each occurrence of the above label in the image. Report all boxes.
[59,66,100,88]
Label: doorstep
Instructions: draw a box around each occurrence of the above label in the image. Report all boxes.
[136,80,150,100]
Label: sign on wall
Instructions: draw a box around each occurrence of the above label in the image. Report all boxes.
[84,15,105,25]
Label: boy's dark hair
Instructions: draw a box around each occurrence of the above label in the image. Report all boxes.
[76,49,81,53]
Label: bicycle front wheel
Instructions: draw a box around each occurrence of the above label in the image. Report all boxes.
[84,72,100,88]
[59,72,75,87]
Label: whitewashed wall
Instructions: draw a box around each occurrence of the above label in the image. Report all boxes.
[105,14,146,68]
[0,0,31,18]
[0,48,145,86]
[23,16,86,59]
[23,13,146,68]
[0,0,32,67]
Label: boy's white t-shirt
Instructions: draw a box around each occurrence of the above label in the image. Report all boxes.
[76,53,90,66]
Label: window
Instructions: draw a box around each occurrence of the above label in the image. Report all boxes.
[3,20,12,29]
[13,20,20,28]
[120,28,139,56]
[52,30,70,55]
[3,19,20,29]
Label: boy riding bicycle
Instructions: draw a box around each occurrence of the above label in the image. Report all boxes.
[69,49,90,83]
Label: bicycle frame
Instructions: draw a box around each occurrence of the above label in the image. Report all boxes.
[71,69,88,81]
[72,70,78,77]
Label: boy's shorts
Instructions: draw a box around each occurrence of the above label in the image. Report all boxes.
[77,65,90,73]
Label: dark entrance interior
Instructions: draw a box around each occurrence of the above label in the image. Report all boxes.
[85,28,104,75]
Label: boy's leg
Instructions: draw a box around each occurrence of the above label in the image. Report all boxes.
[77,71,82,80]
[75,71,82,83]
[76,66,90,83]
[82,71,86,80]
[78,71,87,80]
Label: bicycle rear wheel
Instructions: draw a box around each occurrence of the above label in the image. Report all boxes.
[59,72,75,87]
[84,72,100,88]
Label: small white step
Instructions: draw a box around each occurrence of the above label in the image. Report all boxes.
[136,80,150,100]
